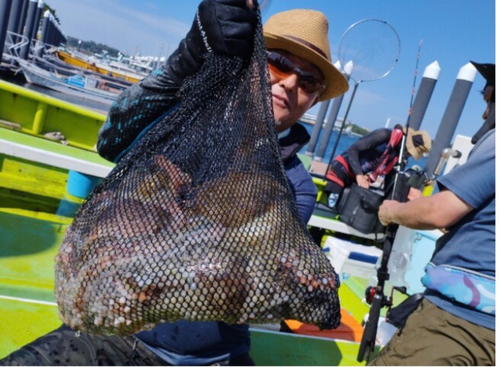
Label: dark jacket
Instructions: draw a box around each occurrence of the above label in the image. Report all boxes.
[346,128,392,176]
[327,128,394,189]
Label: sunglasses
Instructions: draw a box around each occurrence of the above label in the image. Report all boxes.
[267,51,326,94]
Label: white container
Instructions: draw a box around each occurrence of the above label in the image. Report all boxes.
[323,236,382,281]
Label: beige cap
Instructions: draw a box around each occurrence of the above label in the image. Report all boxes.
[405,128,432,160]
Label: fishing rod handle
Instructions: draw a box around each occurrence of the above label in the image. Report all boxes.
[357,292,385,362]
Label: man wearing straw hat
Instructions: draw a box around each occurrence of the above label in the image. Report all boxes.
[0,1,348,366]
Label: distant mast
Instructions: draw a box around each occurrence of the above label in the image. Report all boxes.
[409,61,441,130]
[424,62,476,177]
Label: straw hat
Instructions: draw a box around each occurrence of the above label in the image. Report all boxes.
[263,9,349,101]
[405,128,432,160]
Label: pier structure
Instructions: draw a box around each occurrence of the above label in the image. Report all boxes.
[314,60,353,162]
[408,61,441,130]
[305,98,331,156]
[17,0,29,36]
[0,0,13,63]
[19,0,37,59]
[424,62,477,177]
[36,10,66,57]
[5,0,23,54]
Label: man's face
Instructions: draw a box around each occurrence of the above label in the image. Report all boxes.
[482,86,494,120]
[268,50,324,132]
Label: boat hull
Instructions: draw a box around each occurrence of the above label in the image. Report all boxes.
[20,61,117,105]
[0,79,106,151]
[56,50,142,84]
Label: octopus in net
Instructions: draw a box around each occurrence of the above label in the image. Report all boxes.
[55,155,340,335]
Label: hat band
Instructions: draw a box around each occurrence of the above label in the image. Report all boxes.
[283,35,328,59]
[412,135,429,152]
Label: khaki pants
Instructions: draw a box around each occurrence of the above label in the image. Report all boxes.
[370,299,495,366]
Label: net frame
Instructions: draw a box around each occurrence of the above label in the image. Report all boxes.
[338,18,401,83]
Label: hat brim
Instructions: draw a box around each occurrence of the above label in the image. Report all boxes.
[406,143,423,160]
[264,32,349,101]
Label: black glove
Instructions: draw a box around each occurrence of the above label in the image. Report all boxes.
[166,0,257,85]
[198,0,257,58]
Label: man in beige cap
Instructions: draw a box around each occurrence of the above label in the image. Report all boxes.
[0,1,348,366]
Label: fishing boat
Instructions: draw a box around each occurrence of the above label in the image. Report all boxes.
[32,56,132,93]
[0,79,446,365]
[55,49,144,84]
[18,59,119,105]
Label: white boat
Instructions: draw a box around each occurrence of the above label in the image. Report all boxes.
[18,59,118,105]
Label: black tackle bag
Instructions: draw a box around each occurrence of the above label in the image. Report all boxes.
[338,185,385,234]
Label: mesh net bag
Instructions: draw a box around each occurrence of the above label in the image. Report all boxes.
[55,9,341,336]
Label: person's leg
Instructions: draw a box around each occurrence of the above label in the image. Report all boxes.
[369,299,495,366]
[0,325,170,366]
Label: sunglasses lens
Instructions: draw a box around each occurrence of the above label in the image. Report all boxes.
[267,51,325,94]
[268,53,293,75]
[299,76,324,94]
[268,62,290,79]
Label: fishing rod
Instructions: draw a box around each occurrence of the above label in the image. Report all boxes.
[357,40,423,363]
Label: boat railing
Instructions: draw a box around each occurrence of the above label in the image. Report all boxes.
[30,40,45,58]
[4,31,29,58]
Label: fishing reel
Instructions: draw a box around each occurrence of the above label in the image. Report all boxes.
[364,285,408,310]
[364,285,390,308]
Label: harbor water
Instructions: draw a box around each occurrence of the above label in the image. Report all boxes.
[298,123,360,163]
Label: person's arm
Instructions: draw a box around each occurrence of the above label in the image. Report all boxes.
[97,0,257,162]
[378,190,473,229]
[284,156,317,223]
[346,129,392,186]
[379,131,495,229]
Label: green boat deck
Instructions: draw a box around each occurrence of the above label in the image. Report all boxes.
[0,145,375,365]
[0,80,381,365]
[0,204,371,365]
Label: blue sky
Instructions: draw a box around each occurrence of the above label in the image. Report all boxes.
[45,0,495,139]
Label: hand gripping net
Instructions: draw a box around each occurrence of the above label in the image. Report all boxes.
[55,11,341,336]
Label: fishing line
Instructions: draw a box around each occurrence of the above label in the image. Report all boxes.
[391,39,423,199]
[358,39,426,363]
